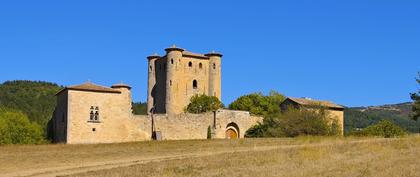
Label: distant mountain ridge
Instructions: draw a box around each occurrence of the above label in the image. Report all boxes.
[351,102,412,117]
[345,102,419,133]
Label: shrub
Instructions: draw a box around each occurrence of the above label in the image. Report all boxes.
[207,126,212,139]
[349,120,406,138]
[0,108,45,144]
[185,94,224,114]
[245,107,341,137]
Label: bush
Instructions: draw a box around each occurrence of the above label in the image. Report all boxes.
[349,120,406,138]
[0,108,45,144]
[245,108,341,137]
[185,94,224,114]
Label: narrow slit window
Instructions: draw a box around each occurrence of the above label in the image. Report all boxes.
[171,59,174,64]
[193,80,198,89]
[213,63,216,69]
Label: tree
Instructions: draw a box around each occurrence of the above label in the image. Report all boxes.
[185,94,224,114]
[132,102,147,115]
[411,73,420,121]
[0,108,45,144]
[228,91,285,117]
[245,107,341,137]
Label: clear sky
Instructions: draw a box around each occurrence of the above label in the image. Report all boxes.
[0,1,419,107]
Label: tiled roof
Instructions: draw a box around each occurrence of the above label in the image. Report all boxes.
[287,97,344,109]
[56,82,121,95]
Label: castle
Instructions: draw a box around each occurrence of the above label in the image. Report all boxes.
[50,46,263,144]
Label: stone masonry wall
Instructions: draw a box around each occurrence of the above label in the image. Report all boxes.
[66,90,149,144]
[135,109,263,140]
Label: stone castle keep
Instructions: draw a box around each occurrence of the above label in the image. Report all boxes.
[51,46,263,144]
[147,45,222,115]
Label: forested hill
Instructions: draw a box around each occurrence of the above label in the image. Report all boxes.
[345,102,419,133]
[0,80,63,130]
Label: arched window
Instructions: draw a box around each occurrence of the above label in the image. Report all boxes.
[213,63,216,69]
[193,80,198,89]
[188,61,192,67]
[171,59,174,64]
[199,63,203,69]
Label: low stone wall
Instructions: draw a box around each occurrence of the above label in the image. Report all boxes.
[134,109,263,140]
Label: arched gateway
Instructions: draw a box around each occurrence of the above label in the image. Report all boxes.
[225,122,240,139]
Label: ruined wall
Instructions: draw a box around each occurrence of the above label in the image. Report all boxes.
[136,109,263,140]
[65,90,149,144]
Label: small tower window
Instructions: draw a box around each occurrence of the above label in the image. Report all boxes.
[170,80,172,86]
[193,80,198,89]
[188,62,192,67]
[213,63,216,69]
[199,63,203,69]
[149,65,152,71]
[171,59,174,64]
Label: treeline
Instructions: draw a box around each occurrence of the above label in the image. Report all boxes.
[0,81,62,144]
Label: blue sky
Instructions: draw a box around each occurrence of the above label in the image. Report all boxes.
[0,0,419,107]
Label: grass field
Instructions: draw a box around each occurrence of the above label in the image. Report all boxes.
[1,136,419,177]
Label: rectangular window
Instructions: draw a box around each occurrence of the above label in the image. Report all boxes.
[88,106,101,123]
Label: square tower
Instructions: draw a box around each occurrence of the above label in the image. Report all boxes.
[147,45,222,115]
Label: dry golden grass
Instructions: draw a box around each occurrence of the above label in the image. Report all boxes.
[1,136,419,177]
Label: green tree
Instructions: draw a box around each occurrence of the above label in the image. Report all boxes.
[245,107,341,137]
[411,73,420,121]
[228,91,285,117]
[0,108,45,144]
[132,102,147,115]
[185,94,224,114]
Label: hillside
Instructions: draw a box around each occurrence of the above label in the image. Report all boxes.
[345,102,419,133]
[0,80,63,133]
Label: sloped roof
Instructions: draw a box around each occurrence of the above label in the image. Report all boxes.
[56,82,121,95]
[182,50,209,59]
[286,97,344,110]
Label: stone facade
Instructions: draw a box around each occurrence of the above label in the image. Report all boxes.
[147,45,222,115]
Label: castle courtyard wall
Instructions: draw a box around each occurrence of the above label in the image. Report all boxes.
[136,109,263,140]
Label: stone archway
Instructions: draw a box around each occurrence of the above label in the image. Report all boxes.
[225,122,240,139]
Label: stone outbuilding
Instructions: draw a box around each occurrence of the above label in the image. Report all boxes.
[280,97,344,135]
